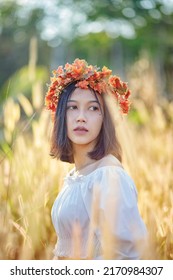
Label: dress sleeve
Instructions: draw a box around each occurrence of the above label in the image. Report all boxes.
[94,167,147,259]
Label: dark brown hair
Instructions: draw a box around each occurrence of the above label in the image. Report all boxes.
[50,82,122,163]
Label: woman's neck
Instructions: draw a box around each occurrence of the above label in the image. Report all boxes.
[72,144,97,171]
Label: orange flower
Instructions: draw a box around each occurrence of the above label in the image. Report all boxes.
[101,66,112,77]
[55,66,64,75]
[71,67,83,79]
[109,76,122,89]
[125,89,131,99]
[122,82,128,90]
[76,80,89,89]
[119,97,130,114]
[93,82,103,94]
[65,63,71,71]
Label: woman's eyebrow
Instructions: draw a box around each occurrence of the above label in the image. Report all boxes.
[67,100,99,104]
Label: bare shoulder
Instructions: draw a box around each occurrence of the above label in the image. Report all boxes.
[96,154,122,170]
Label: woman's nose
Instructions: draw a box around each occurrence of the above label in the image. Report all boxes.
[76,110,87,122]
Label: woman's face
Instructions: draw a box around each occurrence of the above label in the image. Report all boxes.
[66,88,103,149]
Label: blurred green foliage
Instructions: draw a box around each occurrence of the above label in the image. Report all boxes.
[0,0,173,102]
[0,66,48,103]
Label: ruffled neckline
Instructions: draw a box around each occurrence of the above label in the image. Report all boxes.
[65,154,123,182]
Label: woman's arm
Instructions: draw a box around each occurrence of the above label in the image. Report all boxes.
[95,167,148,259]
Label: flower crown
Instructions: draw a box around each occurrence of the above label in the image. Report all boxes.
[45,58,131,117]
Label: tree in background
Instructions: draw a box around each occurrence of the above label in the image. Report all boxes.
[0,0,173,101]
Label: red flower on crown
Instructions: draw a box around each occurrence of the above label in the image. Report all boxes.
[45,58,131,117]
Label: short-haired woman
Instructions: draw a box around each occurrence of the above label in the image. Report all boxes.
[45,59,148,260]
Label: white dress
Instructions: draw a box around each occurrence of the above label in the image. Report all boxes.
[51,154,147,259]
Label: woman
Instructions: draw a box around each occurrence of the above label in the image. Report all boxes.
[45,59,147,259]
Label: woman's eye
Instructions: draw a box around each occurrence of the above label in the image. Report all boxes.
[67,106,77,110]
[67,105,99,111]
[89,106,99,111]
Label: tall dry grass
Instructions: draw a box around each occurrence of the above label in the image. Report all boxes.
[0,66,173,260]
[117,100,173,260]
[0,92,71,260]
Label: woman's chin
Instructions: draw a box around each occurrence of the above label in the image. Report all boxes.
[71,139,96,148]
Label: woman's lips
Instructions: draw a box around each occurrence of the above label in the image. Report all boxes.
[73,127,88,131]
[73,127,88,135]
[73,129,88,135]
